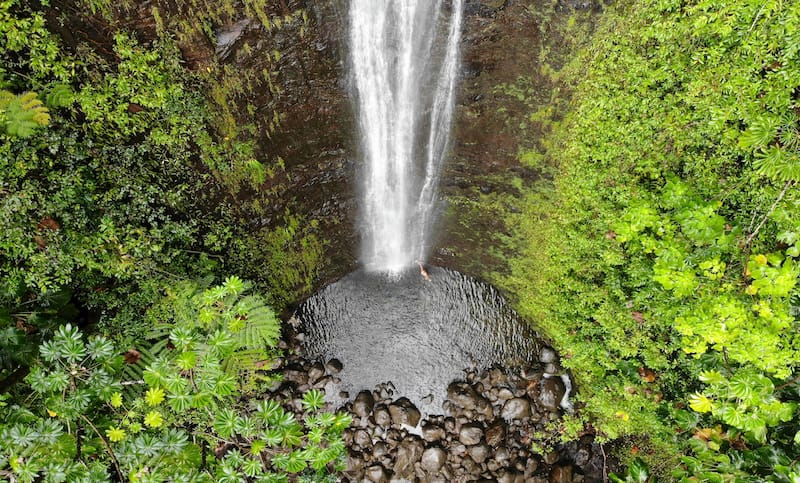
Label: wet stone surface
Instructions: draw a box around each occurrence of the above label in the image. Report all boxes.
[268,320,608,482]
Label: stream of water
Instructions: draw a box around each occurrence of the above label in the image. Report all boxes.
[350,0,463,273]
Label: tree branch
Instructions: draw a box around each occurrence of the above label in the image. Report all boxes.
[745,180,794,247]
[79,414,124,481]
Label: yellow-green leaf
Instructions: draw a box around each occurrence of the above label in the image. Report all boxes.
[689,393,714,413]
[145,387,165,406]
[144,410,164,428]
[106,426,126,442]
[110,392,123,408]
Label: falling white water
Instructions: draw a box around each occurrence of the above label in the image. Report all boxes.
[350,0,463,273]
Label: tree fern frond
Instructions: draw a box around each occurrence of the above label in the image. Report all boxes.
[0,90,50,137]
[231,295,281,350]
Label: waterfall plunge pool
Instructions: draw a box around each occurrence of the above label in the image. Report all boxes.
[296,266,568,415]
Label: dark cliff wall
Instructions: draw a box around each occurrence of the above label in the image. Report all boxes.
[49,0,599,299]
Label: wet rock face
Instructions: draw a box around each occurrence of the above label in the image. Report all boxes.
[434,2,602,277]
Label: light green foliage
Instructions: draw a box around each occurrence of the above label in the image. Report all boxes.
[0,90,50,137]
[1,280,349,482]
[142,276,281,397]
[501,0,800,479]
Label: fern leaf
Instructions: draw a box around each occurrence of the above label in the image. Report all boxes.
[45,84,75,109]
[233,295,281,349]
[1,91,50,137]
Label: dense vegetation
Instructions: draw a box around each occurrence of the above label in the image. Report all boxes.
[0,0,343,481]
[3,0,799,481]
[502,0,800,479]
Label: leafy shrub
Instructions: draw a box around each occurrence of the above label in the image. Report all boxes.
[501,0,800,478]
[0,278,349,482]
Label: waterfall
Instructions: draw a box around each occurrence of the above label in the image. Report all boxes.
[350,0,463,274]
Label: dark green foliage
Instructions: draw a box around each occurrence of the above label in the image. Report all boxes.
[0,2,333,479]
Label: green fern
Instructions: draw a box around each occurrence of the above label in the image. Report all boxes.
[143,278,281,385]
[0,90,50,137]
[45,84,74,109]
[231,295,281,348]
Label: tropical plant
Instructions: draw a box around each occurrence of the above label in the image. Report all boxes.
[0,278,349,482]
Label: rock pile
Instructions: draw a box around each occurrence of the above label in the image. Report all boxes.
[338,364,604,482]
[270,329,607,482]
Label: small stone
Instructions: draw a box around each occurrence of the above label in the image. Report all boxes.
[538,378,566,411]
[497,387,514,400]
[501,398,531,420]
[498,470,525,483]
[325,358,343,373]
[544,451,560,465]
[468,444,491,464]
[447,381,488,411]
[549,465,574,483]
[539,346,558,364]
[283,368,308,386]
[307,362,325,384]
[486,367,507,386]
[485,420,507,446]
[422,423,446,442]
[354,429,372,448]
[345,452,364,477]
[544,362,563,374]
[575,447,591,467]
[354,390,375,418]
[421,446,447,472]
[388,397,421,427]
[521,365,541,381]
[495,447,511,466]
[373,404,392,427]
[365,464,389,482]
[524,458,540,479]
[376,381,395,399]
[450,443,467,456]
[462,455,479,474]
[393,436,424,477]
[458,423,484,445]
[385,428,402,446]
[372,441,387,458]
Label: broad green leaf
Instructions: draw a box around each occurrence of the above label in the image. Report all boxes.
[689,393,714,413]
